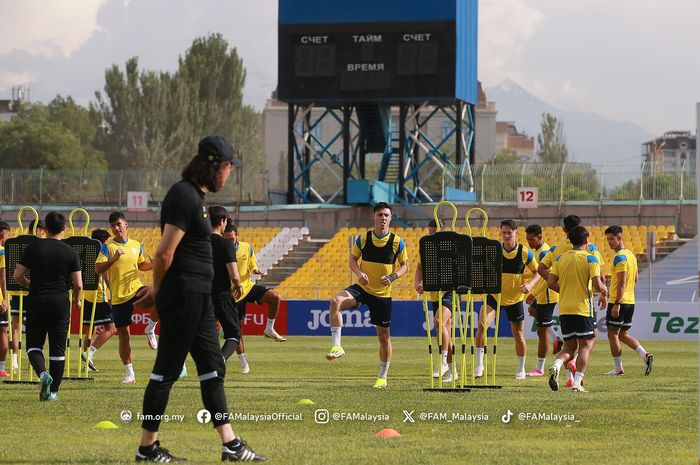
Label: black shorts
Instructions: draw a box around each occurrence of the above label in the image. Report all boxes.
[25,294,70,358]
[0,310,7,327]
[345,284,392,328]
[212,293,241,343]
[486,295,524,323]
[82,301,114,326]
[535,303,557,327]
[237,284,269,319]
[431,292,454,314]
[606,303,635,330]
[112,286,148,329]
[559,315,596,341]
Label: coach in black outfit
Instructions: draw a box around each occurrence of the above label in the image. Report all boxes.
[13,211,82,401]
[133,136,266,462]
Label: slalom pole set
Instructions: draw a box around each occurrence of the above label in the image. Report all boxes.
[3,207,100,384]
[420,202,503,392]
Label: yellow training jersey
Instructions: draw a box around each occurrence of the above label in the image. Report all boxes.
[96,238,145,305]
[352,230,408,298]
[234,241,258,302]
[528,242,559,304]
[496,243,538,306]
[610,248,637,304]
[540,240,605,270]
[550,249,601,317]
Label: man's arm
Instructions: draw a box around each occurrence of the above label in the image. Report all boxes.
[537,263,550,282]
[593,275,608,309]
[414,262,423,294]
[382,259,409,286]
[95,248,124,274]
[70,271,83,308]
[152,225,186,296]
[226,262,243,298]
[547,273,559,293]
[13,264,29,289]
[349,253,369,285]
[138,253,153,272]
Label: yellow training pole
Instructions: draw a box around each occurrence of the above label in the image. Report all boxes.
[68,208,91,378]
[84,299,98,377]
[492,294,502,386]
[17,206,39,382]
[437,290,444,389]
[19,293,25,381]
[450,291,457,388]
[422,295,434,389]
[66,290,72,377]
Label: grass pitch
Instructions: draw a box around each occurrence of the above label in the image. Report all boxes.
[1,336,696,464]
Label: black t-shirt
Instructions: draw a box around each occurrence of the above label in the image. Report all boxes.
[211,233,237,295]
[160,179,214,293]
[19,238,81,297]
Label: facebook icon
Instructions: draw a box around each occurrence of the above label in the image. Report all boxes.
[197,408,211,424]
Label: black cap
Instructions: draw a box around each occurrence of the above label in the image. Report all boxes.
[197,136,235,163]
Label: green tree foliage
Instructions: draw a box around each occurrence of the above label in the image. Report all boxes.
[611,173,695,200]
[536,113,568,163]
[0,99,106,169]
[492,148,520,164]
[93,33,265,200]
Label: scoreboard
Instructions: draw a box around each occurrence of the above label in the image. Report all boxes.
[278,0,477,104]
[279,22,456,101]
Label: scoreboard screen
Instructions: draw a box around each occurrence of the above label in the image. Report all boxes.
[278,22,456,102]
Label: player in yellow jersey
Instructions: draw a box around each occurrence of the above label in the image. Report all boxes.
[80,229,117,373]
[227,221,285,374]
[524,224,560,377]
[414,219,458,382]
[537,215,605,387]
[327,202,409,389]
[474,219,540,380]
[0,221,10,377]
[604,226,653,376]
[95,212,152,384]
[547,226,608,392]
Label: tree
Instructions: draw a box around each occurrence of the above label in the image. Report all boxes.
[536,113,568,163]
[93,33,266,201]
[492,148,520,164]
[92,57,185,169]
[0,102,106,170]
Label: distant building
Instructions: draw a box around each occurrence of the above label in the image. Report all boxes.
[495,121,534,161]
[0,86,29,123]
[0,99,20,123]
[642,131,696,165]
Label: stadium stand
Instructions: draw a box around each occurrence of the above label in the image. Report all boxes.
[278,224,680,300]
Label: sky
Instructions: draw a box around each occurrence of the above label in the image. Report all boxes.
[0,0,698,136]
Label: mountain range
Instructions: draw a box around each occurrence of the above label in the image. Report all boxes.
[484,80,653,165]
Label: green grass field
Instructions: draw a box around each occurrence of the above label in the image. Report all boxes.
[1,336,697,464]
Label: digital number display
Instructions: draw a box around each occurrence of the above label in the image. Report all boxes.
[279,22,456,102]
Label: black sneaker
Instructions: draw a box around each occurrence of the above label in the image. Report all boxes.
[222,439,267,462]
[135,441,187,462]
